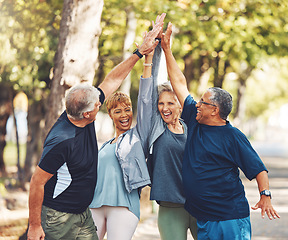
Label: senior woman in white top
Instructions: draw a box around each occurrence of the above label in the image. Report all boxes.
[146,41,197,239]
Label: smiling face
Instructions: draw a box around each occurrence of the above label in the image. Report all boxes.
[109,103,133,135]
[106,92,133,135]
[158,91,182,125]
[195,91,217,124]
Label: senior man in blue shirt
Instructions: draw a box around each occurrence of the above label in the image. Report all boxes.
[159,22,280,240]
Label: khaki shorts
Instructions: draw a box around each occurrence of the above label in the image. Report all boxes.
[41,205,98,240]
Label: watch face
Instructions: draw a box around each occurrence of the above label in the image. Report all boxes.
[260,190,271,198]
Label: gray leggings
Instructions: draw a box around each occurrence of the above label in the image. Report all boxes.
[158,205,198,240]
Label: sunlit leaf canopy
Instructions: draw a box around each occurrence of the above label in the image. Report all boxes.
[98,0,288,121]
[1,0,288,121]
[0,0,62,100]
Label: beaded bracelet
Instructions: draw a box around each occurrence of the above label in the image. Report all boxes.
[143,63,153,67]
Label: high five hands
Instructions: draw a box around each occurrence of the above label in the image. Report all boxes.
[137,13,166,56]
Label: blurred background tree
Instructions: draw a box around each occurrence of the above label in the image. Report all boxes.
[0,0,62,182]
[0,0,288,185]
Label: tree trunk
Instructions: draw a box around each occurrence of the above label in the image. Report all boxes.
[45,0,104,136]
[23,100,45,183]
[119,7,137,95]
[0,83,13,176]
[233,64,254,129]
[213,56,226,88]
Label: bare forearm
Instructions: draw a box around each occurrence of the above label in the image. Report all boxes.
[28,179,45,227]
[163,48,186,87]
[252,170,280,219]
[99,54,140,100]
[256,170,269,192]
[27,166,53,239]
[143,55,153,78]
[161,22,189,106]
[163,48,189,106]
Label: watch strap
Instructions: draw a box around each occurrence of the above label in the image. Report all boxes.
[133,49,143,59]
[260,190,272,199]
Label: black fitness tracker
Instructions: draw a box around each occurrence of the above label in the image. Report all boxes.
[133,49,143,59]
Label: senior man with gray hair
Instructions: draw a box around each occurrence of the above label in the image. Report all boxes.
[159,22,280,240]
[27,13,166,240]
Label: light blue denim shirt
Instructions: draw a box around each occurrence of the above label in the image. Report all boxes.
[148,42,166,152]
[147,43,188,205]
[99,75,153,193]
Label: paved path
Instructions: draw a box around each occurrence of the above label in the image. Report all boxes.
[245,156,288,239]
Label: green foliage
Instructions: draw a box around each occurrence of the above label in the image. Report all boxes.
[97,0,288,121]
[0,0,62,99]
[0,181,7,197]
[1,0,288,125]
[245,57,288,120]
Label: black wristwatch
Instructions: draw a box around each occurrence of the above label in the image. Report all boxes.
[260,189,272,199]
[133,49,143,59]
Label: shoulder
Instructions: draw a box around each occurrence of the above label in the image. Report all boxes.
[99,139,114,150]
[46,119,75,145]
[184,94,194,104]
[182,95,197,111]
[182,95,197,122]
[226,122,247,137]
[96,87,106,104]
[179,118,187,126]
[223,123,251,147]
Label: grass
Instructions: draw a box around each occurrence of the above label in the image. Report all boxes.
[1,141,27,194]
[3,141,26,167]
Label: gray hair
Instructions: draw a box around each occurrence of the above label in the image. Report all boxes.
[207,87,232,120]
[65,84,100,120]
[158,82,180,105]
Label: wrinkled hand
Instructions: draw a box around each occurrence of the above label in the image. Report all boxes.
[136,31,154,57]
[251,197,280,220]
[138,13,166,55]
[152,15,164,39]
[27,225,45,240]
[161,22,172,52]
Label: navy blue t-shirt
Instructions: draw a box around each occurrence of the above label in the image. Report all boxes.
[39,88,104,214]
[149,120,187,204]
[181,95,267,221]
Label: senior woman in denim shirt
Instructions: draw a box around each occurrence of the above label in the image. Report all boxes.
[88,14,168,239]
[89,53,154,240]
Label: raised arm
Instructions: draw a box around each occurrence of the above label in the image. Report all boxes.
[99,13,166,101]
[161,22,189,107]
[136,14,164,156]
[251,170,280,220]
